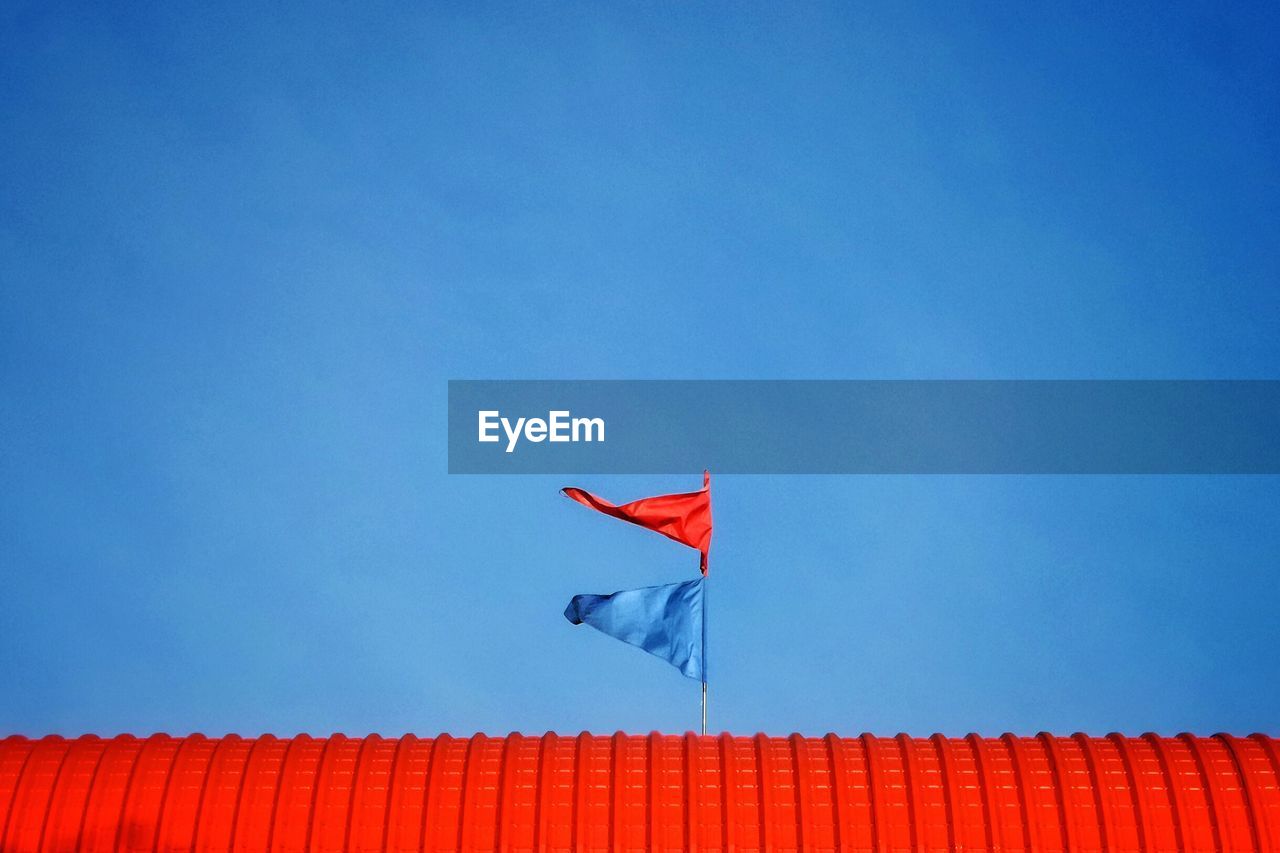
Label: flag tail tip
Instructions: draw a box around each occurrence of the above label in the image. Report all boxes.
[563,597,584,624]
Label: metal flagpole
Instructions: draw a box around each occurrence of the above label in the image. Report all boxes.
[701,571,708,736]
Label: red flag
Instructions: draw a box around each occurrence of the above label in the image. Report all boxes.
[562,471,713,574]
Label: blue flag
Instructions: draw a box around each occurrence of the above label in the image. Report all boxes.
[564,577,705,681]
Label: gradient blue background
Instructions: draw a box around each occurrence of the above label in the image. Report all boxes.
[2,2,1278,738]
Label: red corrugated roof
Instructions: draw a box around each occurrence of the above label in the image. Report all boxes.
[2,732,1278,851]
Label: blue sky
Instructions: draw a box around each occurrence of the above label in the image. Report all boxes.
[2,2,1278,738]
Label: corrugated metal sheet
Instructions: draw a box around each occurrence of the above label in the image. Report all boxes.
[1,732,1278,851]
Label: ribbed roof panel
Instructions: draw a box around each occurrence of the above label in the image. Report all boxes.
[1,732,1278,851]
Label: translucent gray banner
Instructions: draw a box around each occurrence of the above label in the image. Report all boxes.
[447,380,1280,474]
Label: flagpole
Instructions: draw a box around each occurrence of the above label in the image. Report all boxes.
[701,570,708,736]
[702,470,710,736]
